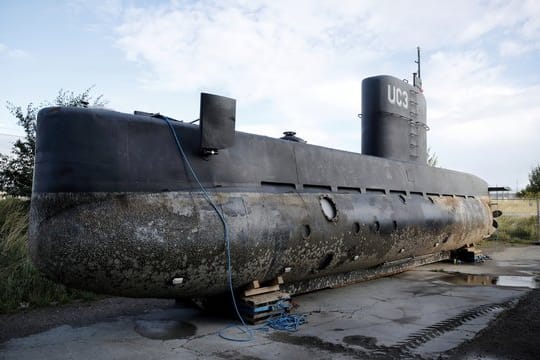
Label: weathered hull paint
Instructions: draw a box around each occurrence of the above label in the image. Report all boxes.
[30,73,495,298]
[29,191,492,298]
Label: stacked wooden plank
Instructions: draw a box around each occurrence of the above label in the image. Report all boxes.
[239,277,291,324]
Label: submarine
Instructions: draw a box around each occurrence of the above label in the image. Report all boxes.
[29,57,495,299]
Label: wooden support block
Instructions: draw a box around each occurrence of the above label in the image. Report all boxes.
[269,276,284,286]
[243,284,280,297]
[241,306,292,324]
[239,300,291,315]
[240,300,292,314]
[242,313,275,325]
[239,287,292,325]
[241,290,290,306]
[241,280,261,295]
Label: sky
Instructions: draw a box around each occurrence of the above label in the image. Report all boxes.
[0,0,539,191]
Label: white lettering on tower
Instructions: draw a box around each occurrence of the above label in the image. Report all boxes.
[387,84,408,109]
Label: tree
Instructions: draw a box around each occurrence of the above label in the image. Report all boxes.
[0,88,106,197]
[518,164,540,197]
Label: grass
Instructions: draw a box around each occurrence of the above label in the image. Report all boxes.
[490,215,539,244]
[492,198,539,216]
[0,198,99,314]
[489,198,539,244]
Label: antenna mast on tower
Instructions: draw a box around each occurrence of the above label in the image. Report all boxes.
[413,46,422,90]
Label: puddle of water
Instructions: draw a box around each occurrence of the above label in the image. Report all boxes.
[441,273,537,289]
[442,274,496,286]
[496,276,536,289]
[134,319,196,340]
[495,261,536,268]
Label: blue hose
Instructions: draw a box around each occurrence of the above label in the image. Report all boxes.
[161,116,253,342]
[162,115,306,340]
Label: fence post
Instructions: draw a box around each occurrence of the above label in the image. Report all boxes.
[537,195,540,243]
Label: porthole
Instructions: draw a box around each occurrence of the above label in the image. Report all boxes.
[353,222,361,235]
[372,221,380,232]
[318,253,334,271]
[319,195,338,222]
[302,224,311,239]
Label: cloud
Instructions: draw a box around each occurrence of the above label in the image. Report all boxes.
[424,49,540,187]
[520,0,540,38]
[113,1,538,98]
[426,50,506,123]
[113,1,385,150]
[115,2,363,94]
[110,0,540,188]
[0,43,28,58]
[499,41,534,57]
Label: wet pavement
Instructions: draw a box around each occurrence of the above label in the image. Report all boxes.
[1,244,539,360]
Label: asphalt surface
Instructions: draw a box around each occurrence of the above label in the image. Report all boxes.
[1,244,539,360]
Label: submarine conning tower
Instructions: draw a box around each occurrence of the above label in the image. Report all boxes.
[361,74,428,164]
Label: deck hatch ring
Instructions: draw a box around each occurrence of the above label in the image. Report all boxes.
[319,195,338,222]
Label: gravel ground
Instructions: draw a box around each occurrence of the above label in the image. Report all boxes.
[447,287,540,360]
[0,297,175,344]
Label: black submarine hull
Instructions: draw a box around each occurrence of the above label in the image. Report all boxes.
[29,104,493,298]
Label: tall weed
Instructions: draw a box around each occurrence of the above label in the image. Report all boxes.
[492,215,539,243]
[0,198,98,313]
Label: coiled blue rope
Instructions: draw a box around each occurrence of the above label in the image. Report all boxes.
[267,313,307,332]
[265,300,306,332]
[160,116,253,342]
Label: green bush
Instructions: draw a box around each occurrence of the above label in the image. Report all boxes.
[492,215,539,243]
[0,198,98,313]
